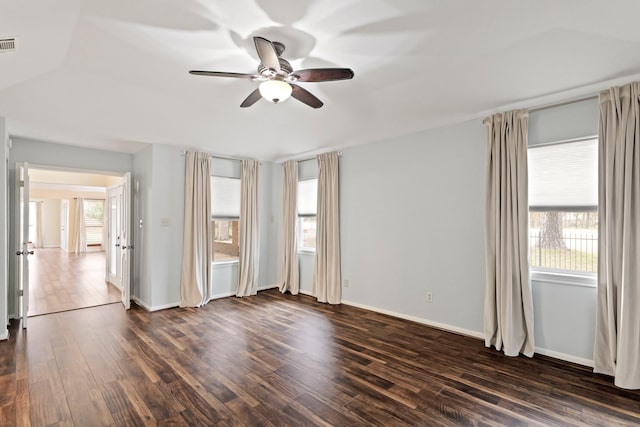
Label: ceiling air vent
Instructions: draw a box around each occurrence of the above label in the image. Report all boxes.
[0,38,16,52]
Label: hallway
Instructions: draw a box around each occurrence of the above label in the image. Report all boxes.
[28,248,121,316]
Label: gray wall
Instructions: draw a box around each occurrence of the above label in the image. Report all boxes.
[339,120,487,334]
[1,118,8,338]
[133,145,153,306]
[132,144,186,309]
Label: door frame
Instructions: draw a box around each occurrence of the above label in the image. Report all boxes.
[11,164,133,320]
[14,162,30,328]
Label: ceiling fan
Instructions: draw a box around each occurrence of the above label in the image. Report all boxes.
[189,36,354,109]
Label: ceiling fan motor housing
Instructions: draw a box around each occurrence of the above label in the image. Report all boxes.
[258,58,293,78]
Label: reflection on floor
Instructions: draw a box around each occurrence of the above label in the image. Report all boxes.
[28,248,121,316]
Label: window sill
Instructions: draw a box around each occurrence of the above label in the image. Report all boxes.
[298,249,315,255]
[530,270,596,288]
[212,260,239,266]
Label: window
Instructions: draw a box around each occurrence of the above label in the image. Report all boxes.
[528,138,598,275]
[84,199,104,246]
[211,176,240,262]
[298,178,317,250]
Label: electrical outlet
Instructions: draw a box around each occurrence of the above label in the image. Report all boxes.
[343,279,349,288]
[426,291,433,302]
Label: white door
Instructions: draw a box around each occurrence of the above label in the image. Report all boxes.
[121,172,131,309]
[106,185,122,289]
[16,163,31,328]
[60,200,69,251]
[105,173,131,310]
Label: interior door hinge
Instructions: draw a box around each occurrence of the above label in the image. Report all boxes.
[19,180,24,187]
[18,290,23,296]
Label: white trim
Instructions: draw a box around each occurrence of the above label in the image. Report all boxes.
[341,299,485,339]
[0,330,8,340]
[132,297,179,312]
[209,291,235,300]
[535,347,594,367]
[212,260,239,267]
[208,285,278,302]
[341,299,594,368]
[531,270,596,288]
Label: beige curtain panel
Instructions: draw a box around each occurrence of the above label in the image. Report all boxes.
[71,197,87,254]
[279,160,299,294]
[35,201,44,248]
[484,109,535,357]
[179,152,212,307]
[237,159,260,297]
[313,151,341,304]
[594,82,640,389]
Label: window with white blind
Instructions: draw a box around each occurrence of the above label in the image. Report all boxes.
[211,176,240,262]
[297,178,317,251]
[84,199,105,246]
[528,138,598,276]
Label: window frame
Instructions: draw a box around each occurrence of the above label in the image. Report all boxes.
[297,178,317,253]
[527,136,598,287]
[211,175,241,264]
[83,198,105,247]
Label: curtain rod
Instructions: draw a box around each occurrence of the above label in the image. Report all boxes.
[483,94,599,124]
[179,151,261,164]
[529,95,598,113]
[296,151,343,163]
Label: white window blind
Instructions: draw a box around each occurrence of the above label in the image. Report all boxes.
[297,179,317,217]
[528,138,598,211]
[211,176,240,218]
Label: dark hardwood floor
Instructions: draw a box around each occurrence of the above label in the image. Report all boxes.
[1,289,639,426]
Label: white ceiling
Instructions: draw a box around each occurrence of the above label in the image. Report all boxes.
[2,0,640,161]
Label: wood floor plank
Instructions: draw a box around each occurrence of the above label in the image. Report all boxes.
[29,248,120,316]
[1,288,640,426]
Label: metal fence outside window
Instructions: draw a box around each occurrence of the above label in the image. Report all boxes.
[529,231,598,273]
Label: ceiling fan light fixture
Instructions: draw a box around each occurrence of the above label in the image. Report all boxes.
[259,80,292,103]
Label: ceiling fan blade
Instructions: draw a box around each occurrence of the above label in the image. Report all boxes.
[240,89,262,108]
[189,70,258,79]
[291,84,323,109]
[253,37,281,72]
[292,68,354,82]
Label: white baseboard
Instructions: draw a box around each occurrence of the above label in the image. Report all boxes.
[341,299,593,368]
[535,347,594,367]
[341,299,485,339]
[0,329,8,340]
[209,291,235,301]
[132,297,180,312]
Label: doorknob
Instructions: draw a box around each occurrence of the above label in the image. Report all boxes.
[16,250,22,256]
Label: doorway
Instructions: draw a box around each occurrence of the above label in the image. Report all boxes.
[15,166,131,318]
